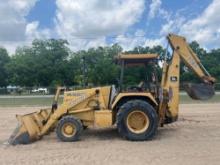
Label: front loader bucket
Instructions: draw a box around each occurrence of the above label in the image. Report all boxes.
[183,83,215,100]
[8,109,51,145]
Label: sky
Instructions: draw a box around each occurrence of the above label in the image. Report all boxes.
[0,0,219,54]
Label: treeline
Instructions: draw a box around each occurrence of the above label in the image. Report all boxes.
[0,39,219,88]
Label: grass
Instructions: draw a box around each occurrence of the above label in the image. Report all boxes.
[0,93,219,107]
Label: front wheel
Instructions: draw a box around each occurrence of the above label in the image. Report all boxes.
[56,116,83,142]
[117,100,158,141]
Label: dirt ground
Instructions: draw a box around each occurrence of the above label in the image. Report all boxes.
[0,104,220,165]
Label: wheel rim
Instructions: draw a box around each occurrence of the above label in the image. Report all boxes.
[61,123,76,137]
[126,110,149,134]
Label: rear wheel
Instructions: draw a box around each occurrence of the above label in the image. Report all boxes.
[56,116,83,142]
[117,100,158,141]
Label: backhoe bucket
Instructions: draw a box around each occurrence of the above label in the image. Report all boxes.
[8,108,51,145]
[183,83,215,100]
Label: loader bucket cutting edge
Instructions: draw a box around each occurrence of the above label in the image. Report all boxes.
[8,124,32,145]
[183,83,215,100]
[8,108,52,145]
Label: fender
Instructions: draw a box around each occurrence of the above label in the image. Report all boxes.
[111,92,158,109]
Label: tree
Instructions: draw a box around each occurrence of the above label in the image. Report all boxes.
[31,39,71,86]
[3,38,219,88]
[204,49,220,83]
[6,46,37,86]
[7,39,71,87]
[71,44,122,86]
[180,41,208,83]
[0,47,10,87]
[190,41,206,58]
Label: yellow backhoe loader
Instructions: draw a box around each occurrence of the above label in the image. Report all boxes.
[8,34,215,145]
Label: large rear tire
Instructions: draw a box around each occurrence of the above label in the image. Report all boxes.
[117,100,158,141]
[56,116,83,142]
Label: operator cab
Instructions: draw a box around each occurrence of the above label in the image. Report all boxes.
[116,54,159,94]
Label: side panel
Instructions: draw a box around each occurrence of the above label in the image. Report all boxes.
[100,86,111,108]
[94,110,112,127]
[64,86,112,128]
[63,86,111,111]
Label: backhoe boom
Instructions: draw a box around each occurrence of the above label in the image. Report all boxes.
[167,34,215,83]
[159,34,215,125]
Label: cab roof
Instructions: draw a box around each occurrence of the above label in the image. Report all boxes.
[116,54,158,66]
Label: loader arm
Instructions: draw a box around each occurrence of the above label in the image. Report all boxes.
[159,34,215,125]
[52,87,66,111]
